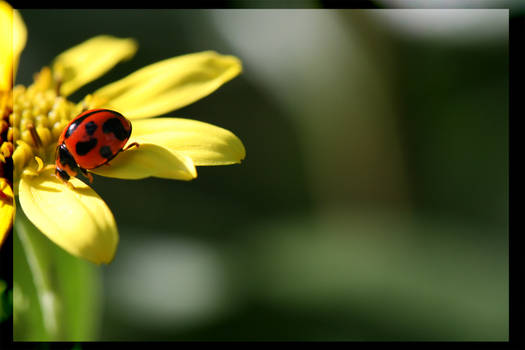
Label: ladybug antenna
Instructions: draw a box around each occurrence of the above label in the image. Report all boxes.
[27,123,43,149]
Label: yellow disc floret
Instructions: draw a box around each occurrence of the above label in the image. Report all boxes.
[0,89,13,186]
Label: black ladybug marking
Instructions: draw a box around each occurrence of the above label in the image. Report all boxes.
[84,121,98,136]
[103,117,130,141]
[75,138,98,156]
[64,110,101,139]
[99,145,113,159]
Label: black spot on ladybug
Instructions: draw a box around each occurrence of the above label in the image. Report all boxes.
[99,145,113,159]
[64,110,100,138]
[103,118,130,141]
[84,121,98,136]
[75,138,98,156]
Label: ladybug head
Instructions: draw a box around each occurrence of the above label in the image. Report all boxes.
[55,166,70,181]
[55,143,79,182]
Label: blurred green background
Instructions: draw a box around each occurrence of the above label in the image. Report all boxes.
[13,5,510,341]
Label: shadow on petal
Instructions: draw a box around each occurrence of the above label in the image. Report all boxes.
[91,143,197,181]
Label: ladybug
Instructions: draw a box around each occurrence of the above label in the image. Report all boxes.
[55,108,138,184]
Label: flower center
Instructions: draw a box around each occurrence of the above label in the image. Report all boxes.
[0,90,13,187]
[10,67,83,184]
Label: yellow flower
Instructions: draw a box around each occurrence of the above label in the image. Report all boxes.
[6,3,246,264]
[0,1,24,246]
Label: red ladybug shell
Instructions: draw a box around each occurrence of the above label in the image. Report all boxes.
[55,109,132,181]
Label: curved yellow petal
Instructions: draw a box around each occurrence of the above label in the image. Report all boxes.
[92,51,242,119]
[12,7,26,84]
[52,35,138,97]
[130,118,246,166]
[0,1,13,90]
[18,169,118,264]
[91,143,197,181]
[0,2,26,90]
[0,178,14,247]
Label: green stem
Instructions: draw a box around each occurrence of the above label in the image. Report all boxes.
[15,213,61,340]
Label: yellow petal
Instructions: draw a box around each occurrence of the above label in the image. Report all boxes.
[0,178,14,247]
[52,35,138,97]
[91,143,197,180]
[0,1,13,90]
[12,7,26,84]
[0,2,26,90]
[130,118,246,166]
[18,169,118,264]
[92,51,242,119]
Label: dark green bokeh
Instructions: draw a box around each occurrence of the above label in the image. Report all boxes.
[0,280,11,322]
[14,9,508,341]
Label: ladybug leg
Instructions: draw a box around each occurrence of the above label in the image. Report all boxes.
[123,142,140,152]
[86,172,93,184]
[55,166,76,189]
[80,168,94,184]
[56,175,75,190]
